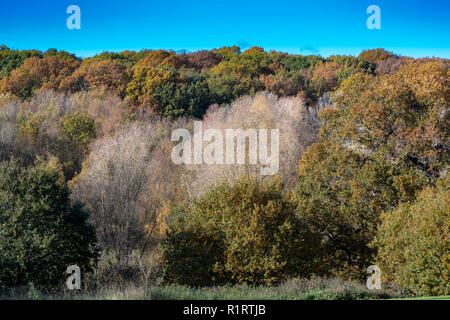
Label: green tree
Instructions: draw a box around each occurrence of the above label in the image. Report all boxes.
[126,50,182,108]
[153,77,211,118]
[374,180,449,296]
[293,142,428,279]
[0,158,98,291]
[279,54,323,72]
[58,110,96,179]
[161,177,319,286]
[0,47,42,79]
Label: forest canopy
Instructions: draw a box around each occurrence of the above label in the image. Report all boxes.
[0,45,448,296]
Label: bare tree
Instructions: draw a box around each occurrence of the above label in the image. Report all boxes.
[71,120,186,263]
[182,92,316,198]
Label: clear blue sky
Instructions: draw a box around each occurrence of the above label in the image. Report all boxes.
[0,0,449,58]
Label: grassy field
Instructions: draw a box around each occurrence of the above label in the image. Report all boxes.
[1,277,419,300]
[390,296,450,300]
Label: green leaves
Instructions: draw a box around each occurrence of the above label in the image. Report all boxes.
[374,181,449,296]
[60,110,96,150]
[161,177,319,286]
[0,158,98,291]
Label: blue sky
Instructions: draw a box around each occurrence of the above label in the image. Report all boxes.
[0,0,449,58]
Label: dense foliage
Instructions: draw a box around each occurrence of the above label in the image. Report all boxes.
[0,45,448,296]
[0,158,98,291]
[293,57,448,282]
[293,142,428,279]
[374,180,449,296]
[0,45,383,117]
[161,177,319,286]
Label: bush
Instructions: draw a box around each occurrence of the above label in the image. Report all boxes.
[59,110,96,152]
[161,177,319,286]
[84,249,161,291]
[0,158,98,291]
[374,180,449,296]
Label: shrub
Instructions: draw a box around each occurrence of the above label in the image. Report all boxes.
[374,180,449,296]
[0,158,98,291]
[161,177,319,286]
[59,110,96,152]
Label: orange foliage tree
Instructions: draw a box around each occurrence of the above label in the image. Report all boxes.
[0,55,80,98]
